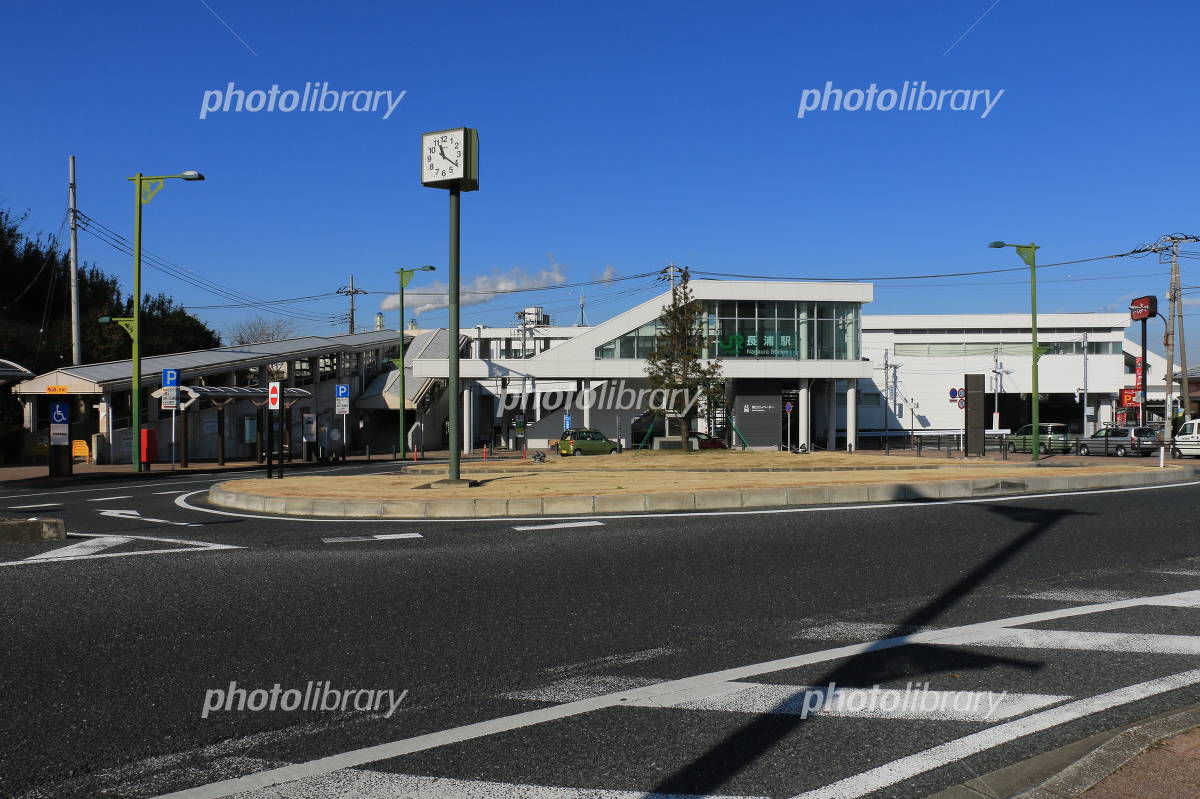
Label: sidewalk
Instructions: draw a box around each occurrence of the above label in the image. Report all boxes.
[1080,725,1200,798]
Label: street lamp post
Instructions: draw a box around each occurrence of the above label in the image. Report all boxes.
[395,265,436,460]
[989,241,1042,461]
[124,171,204,471]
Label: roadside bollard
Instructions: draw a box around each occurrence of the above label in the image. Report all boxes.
[522,445,527,460]
[483,445,489,461]
[1160,446,1165,468]
[366,444,371,461]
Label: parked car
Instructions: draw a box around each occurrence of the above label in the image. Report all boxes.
[690,432,729,449]
[1006,423,1073,454]
[1173,419,1200,458]
[557,428,618,456]
[1077,425,1159,457]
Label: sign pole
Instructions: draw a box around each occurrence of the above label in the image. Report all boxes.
[171,408,176,472]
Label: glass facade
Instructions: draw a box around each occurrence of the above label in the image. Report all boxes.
[893,341,1122,357]
[594,300,861,360]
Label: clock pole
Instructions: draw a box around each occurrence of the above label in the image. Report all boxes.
[448,188,461,480]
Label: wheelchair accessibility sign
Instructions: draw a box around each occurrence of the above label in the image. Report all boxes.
[49,400,69,446]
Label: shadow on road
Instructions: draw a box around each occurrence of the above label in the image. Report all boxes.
[649,503,1090,795]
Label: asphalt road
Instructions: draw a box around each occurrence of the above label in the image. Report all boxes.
[2,462,1200,799]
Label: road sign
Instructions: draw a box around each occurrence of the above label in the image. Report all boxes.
[160,386,179,410]
[49,400,69,446]
[335,396,350,415]
[162,369,179,387]
[335,384,349,398]
[563,414,572,430]
[949,388,958,400]
[46,385,68,395]
[784,402,794,413]
[958,398,966,409]
[268,381,282,410]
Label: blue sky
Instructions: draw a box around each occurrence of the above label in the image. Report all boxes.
[4,0,1199,352]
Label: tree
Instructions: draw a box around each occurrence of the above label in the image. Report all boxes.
[226,316,298,345]
[643,266,724,449]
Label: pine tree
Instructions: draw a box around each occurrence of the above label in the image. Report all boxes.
[643,267,724,449]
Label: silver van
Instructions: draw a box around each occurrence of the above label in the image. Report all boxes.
[1077,425,1158,457]
[1173,419,1200,458]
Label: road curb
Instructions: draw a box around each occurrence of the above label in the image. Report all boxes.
[1013,704,1200,799]
[205,466,1200,518]
[0,517,65,542]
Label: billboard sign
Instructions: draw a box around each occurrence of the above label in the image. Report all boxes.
[1130,295,1157,321]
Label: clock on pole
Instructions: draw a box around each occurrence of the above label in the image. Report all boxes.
[421,127,479,483]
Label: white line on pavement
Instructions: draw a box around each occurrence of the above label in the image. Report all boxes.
[632,682,1070,722]
[148,587,1200,799]
[87,495,133,502]
[0,532,241,567]
[174,479,1200,524]
[218,767,768,799]
[23,536,132,560]
[321,533,423,543]
[152,490,190,495]
[1008,589,1141,602]
[6,503,63,509]
[98,509,200,527]
[944,628,1200,655]
[512,521,605,531]
[786,668,1200,799]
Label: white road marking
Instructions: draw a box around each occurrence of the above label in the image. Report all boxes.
[794,622,937,640]
[630,682,1069,721]
[502,675,663,702]
[219,767,767,799]
[98,509,200,527]
[174,479,1200,524]
[320,533,423,543]
[0,532,240,567]
[512,521,605,531]
[24,535,132,560]
[87,495,133,502]
[945,628,1200,655]
[149,588,1200,799]
[786,667,1200,799]
[1008,589,1141,602]
[153,490,190,495]
[6,502,63,509]
[1156,569,1200,577]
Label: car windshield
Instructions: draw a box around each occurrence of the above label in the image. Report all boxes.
[1133,428,1155,437]
[1041,425,1067,434]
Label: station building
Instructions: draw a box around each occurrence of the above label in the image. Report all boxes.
[7,279,1180,462]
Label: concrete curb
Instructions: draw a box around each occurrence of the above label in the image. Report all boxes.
[206,466,1200,519]
[0,517,65,542]
[1014,704,1200,799]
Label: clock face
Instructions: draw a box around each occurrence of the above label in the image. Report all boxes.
[422,129,465,184]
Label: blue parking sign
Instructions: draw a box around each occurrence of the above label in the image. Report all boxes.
[162,369,179,387]
[50,401,70,425]
[335,384,350,398]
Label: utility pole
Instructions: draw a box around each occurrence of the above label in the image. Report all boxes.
[1157,234,1200,447]
[336,274,368,334]
[1081,331,1089,436]
[67,156,82,365]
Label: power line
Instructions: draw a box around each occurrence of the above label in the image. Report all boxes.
[690,250,1146,283]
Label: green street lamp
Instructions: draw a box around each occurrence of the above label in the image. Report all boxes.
[126,170,205,471]
[394,265,436,459]
[988,240,1042,461]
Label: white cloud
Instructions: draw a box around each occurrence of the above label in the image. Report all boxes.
[599,264,618,282]
[380,262,568,315]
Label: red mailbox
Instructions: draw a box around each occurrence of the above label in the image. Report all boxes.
[139,428,158,466]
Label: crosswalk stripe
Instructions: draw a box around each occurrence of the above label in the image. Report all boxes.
[1009,589,1141,602]
[943,628,1200,654]
[629,682,1069,722]
[24,536,132,560]
[787,667,1200,799]
[212,767,767,798]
